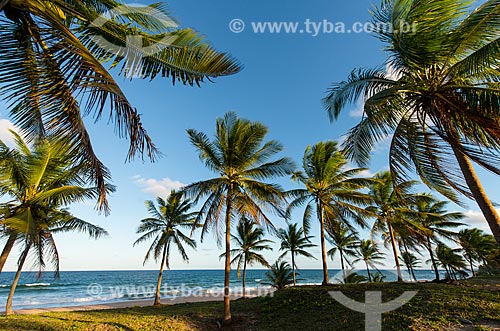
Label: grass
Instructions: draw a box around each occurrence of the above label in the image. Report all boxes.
[0,276,499,331]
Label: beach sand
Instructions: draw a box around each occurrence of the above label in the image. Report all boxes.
[11,290,272,315]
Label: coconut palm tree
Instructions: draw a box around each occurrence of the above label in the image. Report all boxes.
[219,217,273,298]
[0,131,112,274]
[326,221,359,282]
[412,196,464,280]
[400,251,420,282]
[182,112,295,324]
[353,239,385,282]
[458,228,497,276]
[134,190,197,306]
[265,261,294,290]
[367,171,422,282]
[277,223,316,286]
[323,0,500,244]
[435,243,467,280]
[0,132,109,315]
[0,1,241,211]
[287,141,372,285]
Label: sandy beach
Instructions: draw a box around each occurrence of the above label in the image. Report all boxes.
[10,291,270,315]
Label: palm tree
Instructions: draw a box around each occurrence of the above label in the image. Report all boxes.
[0,131,112,274]
[183,112,295,324]
[277,223,316,286]
[412,196,464,280]
[324,0,500,244]
[435,243,467,280]
[220,217,273,298]
[326,222,359,282]
[287,141,372,285]
[134,190,197,306]
[367,171,421,282]
[400,251,420,282]
[458,228,497,276]
[0,133,108,315]
[353,239,385,282]
[0,1,241,211]
[265,261,294,290]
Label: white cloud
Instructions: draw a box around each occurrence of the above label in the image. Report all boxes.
[133,176,185,198]
[459,209,499,233]
[0,119,19,147]
[349,98,365,118]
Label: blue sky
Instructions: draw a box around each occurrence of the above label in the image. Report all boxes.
[1,0,496,272]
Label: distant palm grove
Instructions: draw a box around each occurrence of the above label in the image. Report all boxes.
[0,0,500,327]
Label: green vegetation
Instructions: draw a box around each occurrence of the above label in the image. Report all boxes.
[219,217,273,297]
[323,0,500,244]
[0,132,109,314]
[183,112,295,323]
[0,1,240,209]
[134,190,198,306]
[1,277,499,330]
[287,141,372,285]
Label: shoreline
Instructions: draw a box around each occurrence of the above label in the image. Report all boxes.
[9,291,271,315]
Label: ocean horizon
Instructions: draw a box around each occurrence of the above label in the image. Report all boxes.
[0,269,449,310]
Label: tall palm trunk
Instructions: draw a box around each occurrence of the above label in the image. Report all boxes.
[291,251,296,286]
[154,244,167,306]
[318,203,329,285]
[426,237,440,281]
[242,256,247,298]
[387,223,403,282]
[223,190,232,324]
[6,243,30,315]
[0,233,16,273]
[451,145,500,245]
[365,261,372,282]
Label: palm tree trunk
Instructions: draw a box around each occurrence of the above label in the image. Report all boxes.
[291,251,296,286]
[6,243,30,315]
[451,145,500,245]
[242,257,247,298]
[318,204,329,285]
[154,244,167,306]
[402,241,417,282]
[340,250,346,282]
[467,256,476,277]
[388,223,403,282]
[223,190,233,325]
[426,237,440,281]
[0,233,16,273]
[365,261,372,282]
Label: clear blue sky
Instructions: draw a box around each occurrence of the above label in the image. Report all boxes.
[1,0,496,272]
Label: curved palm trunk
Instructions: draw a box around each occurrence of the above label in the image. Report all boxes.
[291,251,296,286]
[318,204,329,285]
[387,223,403,282]
[426,237,440,281]
[242,257,247,298]
[452,145,500,245]
[223,190,233,325]
[0,233,17,273]
[6,243,30,315]
[365,261,372,282]
[154,244,168,306]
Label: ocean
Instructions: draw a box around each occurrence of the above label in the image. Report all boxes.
[0,269,442,310]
